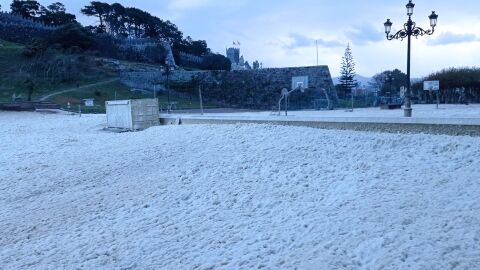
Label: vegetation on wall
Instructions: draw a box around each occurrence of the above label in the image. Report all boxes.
[412,67,480,103]
[200,54,231,71]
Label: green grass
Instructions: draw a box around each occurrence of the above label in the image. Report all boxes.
[0,39,212,112]
[0,41,29,101]
[49,80,211,113]
[0,74,118,103]
[0,39,118,102]
[51,80,136,105]
[0,39,23,49]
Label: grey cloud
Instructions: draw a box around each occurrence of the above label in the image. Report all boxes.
[283,33,343,50]
[316,38,344,48]
[428,32,478,46]
[345,25,384,45]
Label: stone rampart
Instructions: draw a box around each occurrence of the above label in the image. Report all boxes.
[120,66,337,109]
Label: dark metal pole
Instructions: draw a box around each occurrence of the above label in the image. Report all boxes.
[405,17,413,117]
[198,84,204,115]
[167,69,171,113]
[167,70,170,106]
[384,3,438,117]
[436,90,440,109]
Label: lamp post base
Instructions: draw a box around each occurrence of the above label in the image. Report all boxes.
[404,107,412,117]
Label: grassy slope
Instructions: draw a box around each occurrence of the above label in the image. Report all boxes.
[0,40,29,101]
[0,40,118,102]
[50,80,207,113]
[0,39,207,113]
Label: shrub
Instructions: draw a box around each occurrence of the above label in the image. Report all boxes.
[48,22,93,50]
[200,54,231,71]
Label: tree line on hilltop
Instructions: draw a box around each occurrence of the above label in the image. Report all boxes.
[0,0,233,102]
[1,0,231,68]
[413,67,480,103]
[79,1,209,58]
[5,1,76,26]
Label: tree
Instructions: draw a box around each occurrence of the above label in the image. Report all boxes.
[47,2,65,13]
[189,40,209,56]
[252,60,260,70]
[200,54,231,71]
[339,44,358,98]
[412,67,480,103]
[10,0,41,19]
[123,7,147,37]
[22,38,48,57]
[49,22,93,50]
[39,2,76,26]
[173,36,209,57]
[81,1,111,33]
[372,69,408,97]
[105,3,126,36]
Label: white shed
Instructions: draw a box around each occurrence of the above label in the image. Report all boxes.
[83,98,95,107]
[106,99,160,130]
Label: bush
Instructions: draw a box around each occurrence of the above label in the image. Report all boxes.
[143,44,166,64]
[48,22,93,50]
[22,38,48,57]
[200,54,231,71]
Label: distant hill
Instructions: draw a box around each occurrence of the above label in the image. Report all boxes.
[333,75,372,86]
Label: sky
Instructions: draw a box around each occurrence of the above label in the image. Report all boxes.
[1,0,479,77]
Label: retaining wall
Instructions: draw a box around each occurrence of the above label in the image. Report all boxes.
[120,66,338,109]
[159,115,480,137]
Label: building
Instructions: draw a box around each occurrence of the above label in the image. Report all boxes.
[226,47,248,70]
[226,47,240,65]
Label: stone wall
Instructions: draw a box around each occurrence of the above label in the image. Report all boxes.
[0,12,55,44]
[120,66,338,109]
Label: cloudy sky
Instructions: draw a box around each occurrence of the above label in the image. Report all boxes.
[1,0,479,77]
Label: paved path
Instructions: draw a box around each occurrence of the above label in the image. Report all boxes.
[39,78,119,101]
[160,114,480,136]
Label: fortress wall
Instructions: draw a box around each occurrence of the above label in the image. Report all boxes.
[120,66,338,109]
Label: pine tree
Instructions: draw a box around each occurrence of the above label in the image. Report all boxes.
[339,44,358,98]
[81,1,111,33]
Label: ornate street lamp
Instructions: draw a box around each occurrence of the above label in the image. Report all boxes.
[406,1,415,16]
[384,1,438,117]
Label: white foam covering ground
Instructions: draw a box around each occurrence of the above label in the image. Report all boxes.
[1,112,479,269]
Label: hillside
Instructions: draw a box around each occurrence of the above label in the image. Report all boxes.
[0,39,206,112]
[0,39,117,102]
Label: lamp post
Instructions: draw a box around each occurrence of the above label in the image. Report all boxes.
[384,1,438,117]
